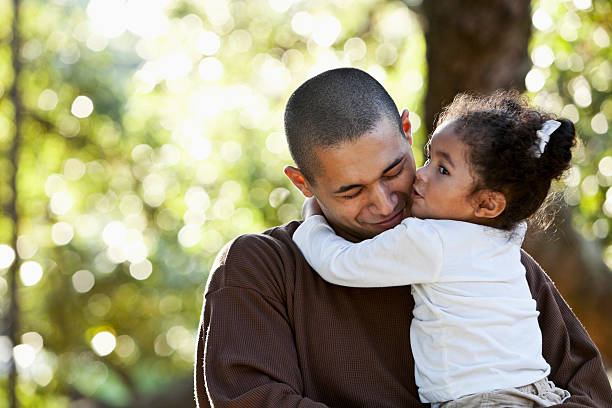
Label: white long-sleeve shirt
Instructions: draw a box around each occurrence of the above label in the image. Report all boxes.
[293,215,550,403]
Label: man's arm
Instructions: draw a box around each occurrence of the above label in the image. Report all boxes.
[194,234,330,408]
[523,251,612,407]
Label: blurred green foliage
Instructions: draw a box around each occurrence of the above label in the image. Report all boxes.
[529,0,612,256]
[0,0,609,406]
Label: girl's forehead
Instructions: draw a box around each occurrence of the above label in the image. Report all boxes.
[431,121,461,148]
[433,118,459,136]
[429,123,471,167]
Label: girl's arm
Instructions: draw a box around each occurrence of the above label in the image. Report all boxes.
[293,215,444,287]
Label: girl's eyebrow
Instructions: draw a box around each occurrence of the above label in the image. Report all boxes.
[437,151,455,168]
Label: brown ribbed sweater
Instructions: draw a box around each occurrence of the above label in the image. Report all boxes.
[195,221,612,407]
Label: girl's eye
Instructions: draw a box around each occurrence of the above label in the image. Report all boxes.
[438,166,449,176]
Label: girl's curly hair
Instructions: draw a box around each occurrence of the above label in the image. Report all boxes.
[436,90,576,231]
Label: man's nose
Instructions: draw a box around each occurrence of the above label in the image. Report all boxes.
[369,183,397,215]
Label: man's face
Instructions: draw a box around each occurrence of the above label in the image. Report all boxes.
[306,117,416,241]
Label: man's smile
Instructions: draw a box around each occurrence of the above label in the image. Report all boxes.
[365,207,405,229]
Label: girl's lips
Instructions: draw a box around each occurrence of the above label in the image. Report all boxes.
[411,190,423,200]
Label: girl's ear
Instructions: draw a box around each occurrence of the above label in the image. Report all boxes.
[472,190,506,219]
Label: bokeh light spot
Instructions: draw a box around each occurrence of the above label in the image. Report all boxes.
[599,157,612,177]
[87,0,127,38]
[531,45,555,68]
[188,137,212,160]
[591,113,608,134]
[72,270,95,293]
[178,225,201,247]
[64,158,87,180]
[593,218,609,239]
[0,245,16,269]
[16,236,37,259]
[228,29,252,53]
[20,261,43,286]
[129,259,153,280]
[573,0,592,10]
[198,57,223,82]
[291,11,314,36]
[532,9,552,31]
[185,187,210,211]
[103,221,127,246]
[593,27,610,48]
[38,89,58,111]
[50,191,73,215]
[13,344,36,368]
[313,16,341,47]
[197,31,221,56]
[220,141,242,163]
[51,222,75,246]
[560,104,579,123]
[525,68,546,92]
[21,332,43,353]
[91,331,116,356]
[344,37,366,61]
[115,335,136,358]
[401,70,424,92]
[71,96,94,118]
[269,187,290,208]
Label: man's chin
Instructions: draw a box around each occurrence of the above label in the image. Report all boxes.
[362,210,405,234]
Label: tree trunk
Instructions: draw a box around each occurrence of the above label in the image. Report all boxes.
[418,0,612,365]
[420,0,532,131]
[7,1,22,407]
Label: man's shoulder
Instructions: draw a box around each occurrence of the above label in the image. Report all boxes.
[520,249,554,297]
[221,220,302,259]
[205,221,304,298]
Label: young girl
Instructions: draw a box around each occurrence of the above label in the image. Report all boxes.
[293,91,576,407]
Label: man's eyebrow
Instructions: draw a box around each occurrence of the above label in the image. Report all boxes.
[333,157,404,194]
[334,183,363,194]
[382,157,403,174]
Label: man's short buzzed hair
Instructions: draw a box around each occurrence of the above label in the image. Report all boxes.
[284,68,403,183]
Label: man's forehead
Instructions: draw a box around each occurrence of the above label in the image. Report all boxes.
[312,131,408,188]
[313,116,402,157]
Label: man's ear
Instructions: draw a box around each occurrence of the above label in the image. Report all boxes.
[284,166,314,198]
[472,190,506,219]
[400,109,413,146]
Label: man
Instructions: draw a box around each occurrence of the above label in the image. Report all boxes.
[195,68,612,407]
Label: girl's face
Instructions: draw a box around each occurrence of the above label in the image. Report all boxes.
[411,120,480,222]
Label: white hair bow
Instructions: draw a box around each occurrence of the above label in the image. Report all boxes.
[534,120,561,158]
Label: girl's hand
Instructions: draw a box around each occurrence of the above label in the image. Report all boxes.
[302,197,323,219]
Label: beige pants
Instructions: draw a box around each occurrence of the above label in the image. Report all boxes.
[433,377,571,408]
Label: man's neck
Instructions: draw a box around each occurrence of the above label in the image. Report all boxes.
[326,219,369,243]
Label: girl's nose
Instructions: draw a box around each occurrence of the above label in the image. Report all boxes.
[416,166,427,182]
